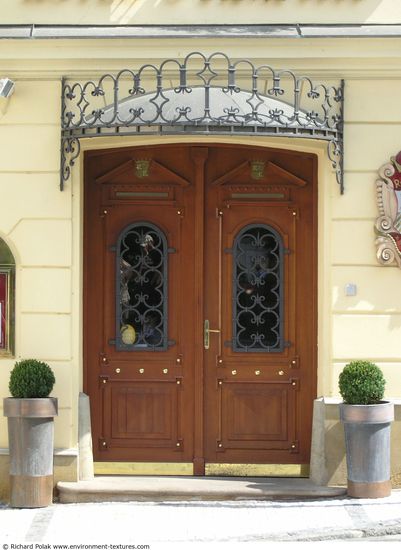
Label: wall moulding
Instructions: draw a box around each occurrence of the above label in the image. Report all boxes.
[376,151,401,268]
[60,51,344,192]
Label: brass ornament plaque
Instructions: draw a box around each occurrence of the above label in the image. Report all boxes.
[250,161,266,180]
[135,160,151,179]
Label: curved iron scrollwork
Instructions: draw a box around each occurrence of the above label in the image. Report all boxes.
[116,222,168,351]
[61,137,81,184]
[232,224,284,353]
[61,51,344,191]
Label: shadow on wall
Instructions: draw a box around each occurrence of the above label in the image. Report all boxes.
[324,419,347,486]
[0,454,10,503]
[111,0,398,25]
[21,0,392,25]
[109,0,176,23]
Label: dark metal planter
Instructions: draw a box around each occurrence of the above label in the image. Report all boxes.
[340,401,394,498]
[3,397,58,508]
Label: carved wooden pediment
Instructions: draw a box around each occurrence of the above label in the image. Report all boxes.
[96,158,190,186]
[211,160,307,188]
[375,151,401,267]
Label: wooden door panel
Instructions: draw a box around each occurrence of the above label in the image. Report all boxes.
[109,382,180,443]
[226,385,288,439]
[218,382,297,449]
[100,380,186,459]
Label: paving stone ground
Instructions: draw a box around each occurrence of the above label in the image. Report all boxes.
[1,491,401,547]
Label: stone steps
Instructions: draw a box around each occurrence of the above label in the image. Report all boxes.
[57,476,347,503]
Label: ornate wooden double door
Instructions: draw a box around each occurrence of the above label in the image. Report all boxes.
[84,144,317,475]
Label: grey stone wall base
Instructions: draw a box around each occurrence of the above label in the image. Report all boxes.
[310,397,348,487]
[78,392,94,481]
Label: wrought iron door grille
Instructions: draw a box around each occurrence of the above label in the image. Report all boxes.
[116,222,168,351]
[232,224,284,353]
[60,51,344,191]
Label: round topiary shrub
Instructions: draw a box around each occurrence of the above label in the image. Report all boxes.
[339,360,385,405]
[9,359,55,398]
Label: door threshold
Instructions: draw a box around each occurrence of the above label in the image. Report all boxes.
[94,462,193,476]
[206,464,309,477]
[94,462,309,477]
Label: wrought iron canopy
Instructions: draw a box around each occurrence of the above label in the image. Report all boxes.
[61,51,344,191]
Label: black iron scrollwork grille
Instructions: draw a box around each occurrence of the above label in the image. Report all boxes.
[61,52,344,192]
[232,224,284,352]
[116,222,168,351]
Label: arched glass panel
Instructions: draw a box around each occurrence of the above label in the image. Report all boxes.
[233,224,283,352]
[0,238,15,356]
[116,222,168,351]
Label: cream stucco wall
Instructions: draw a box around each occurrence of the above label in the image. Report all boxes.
[0,79,78,451]
[0,0,400,25]
[0,20,400,489]
[331,79,401,400]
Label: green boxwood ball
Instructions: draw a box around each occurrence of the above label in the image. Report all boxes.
[339,360,385,405]
[9,359,55,398]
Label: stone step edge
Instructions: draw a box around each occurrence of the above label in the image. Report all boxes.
[57,481,347,503]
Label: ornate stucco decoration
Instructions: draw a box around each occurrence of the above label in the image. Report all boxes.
[375,151,401,267]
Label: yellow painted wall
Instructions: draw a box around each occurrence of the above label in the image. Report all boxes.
[0,0,400,25]
[330,78,401,400]
[0,79,77,451]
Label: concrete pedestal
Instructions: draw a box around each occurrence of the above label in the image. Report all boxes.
[3,397,58,508]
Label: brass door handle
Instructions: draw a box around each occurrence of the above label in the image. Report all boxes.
[204,319,221,350]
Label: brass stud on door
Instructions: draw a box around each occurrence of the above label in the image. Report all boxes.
[163,368,168,374]
[255,370,261,376]
[115,368,121,374]
[232,370,237,375]
[139,368,144,374]
[278,370,284,376]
